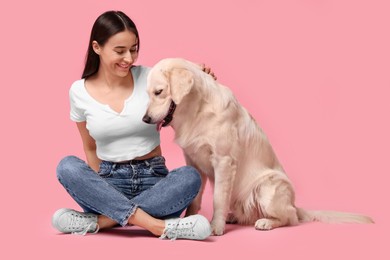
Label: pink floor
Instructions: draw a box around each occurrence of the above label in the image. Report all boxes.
[9,186,387,260]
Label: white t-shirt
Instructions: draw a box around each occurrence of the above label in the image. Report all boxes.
[69,66,160,162]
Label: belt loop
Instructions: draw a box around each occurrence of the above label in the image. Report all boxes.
[145,160,150,166]
[112,163,117,170]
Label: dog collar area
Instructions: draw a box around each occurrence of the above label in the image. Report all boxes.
[162,101,177,127]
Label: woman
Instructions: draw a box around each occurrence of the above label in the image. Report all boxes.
[52,10,214,240]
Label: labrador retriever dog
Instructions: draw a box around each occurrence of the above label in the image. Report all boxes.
[142,58,373,235]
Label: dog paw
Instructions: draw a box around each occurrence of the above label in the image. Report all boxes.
[211,219,225,236]
[255,218,274,230]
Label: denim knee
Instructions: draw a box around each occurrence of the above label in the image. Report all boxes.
[56,155,82,184]
[172,166,202,193]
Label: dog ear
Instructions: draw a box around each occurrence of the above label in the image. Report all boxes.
[168,68,194,105]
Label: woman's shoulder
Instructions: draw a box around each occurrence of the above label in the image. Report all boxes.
[69,78,86,96]
[131,65,152,78]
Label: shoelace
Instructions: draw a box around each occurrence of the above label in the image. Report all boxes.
[73,223,100,236]
[160,219,197,241]
[68,213,99,236]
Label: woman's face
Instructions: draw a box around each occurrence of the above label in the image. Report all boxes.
[93,30,138,78]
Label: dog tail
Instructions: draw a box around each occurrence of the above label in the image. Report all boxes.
[296,207,374,224]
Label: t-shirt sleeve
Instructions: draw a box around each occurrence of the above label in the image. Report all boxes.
[69,84,86,122]
[142,66,152,77]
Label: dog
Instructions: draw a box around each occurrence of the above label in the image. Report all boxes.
[142,58,374,235]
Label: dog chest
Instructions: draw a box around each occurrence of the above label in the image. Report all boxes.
[183,144,214,176]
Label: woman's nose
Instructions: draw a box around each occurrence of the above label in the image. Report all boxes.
[123,52,133,63]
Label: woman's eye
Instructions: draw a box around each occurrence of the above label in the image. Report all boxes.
[116,51,124,54]
[154,89,163,96]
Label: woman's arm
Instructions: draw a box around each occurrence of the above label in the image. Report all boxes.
[76,122,101,172]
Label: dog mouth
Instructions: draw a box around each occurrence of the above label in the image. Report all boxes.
[156,102,176,132]
[156,120,164,131]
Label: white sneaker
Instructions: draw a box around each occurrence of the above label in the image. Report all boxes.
[160,214,211,240]
[52,208,99,235]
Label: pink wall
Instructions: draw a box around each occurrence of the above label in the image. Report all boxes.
[1,0,388,259]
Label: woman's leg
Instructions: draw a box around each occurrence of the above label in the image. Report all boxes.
[55,156,210,239]
[97,208,165,235]
[97,164,203,234]
[56,156,136,226]
[56,156,165,235]
[95,156,202,220]
[130,166,202,219]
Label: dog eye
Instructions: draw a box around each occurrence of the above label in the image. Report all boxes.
[154,89,163,96]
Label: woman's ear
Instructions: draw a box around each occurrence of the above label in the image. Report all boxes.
[92,41,101,55]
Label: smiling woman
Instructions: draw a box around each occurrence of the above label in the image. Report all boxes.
[91,31,139,78]
[82,11,140,79]
[84,30,139,114]
[52,10,213,241]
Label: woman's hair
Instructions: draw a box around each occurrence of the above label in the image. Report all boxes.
[82,11,140,79]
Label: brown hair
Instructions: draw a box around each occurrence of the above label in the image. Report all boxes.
[82,11,140,79]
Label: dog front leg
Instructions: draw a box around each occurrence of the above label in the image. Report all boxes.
[184,153,207,216]
[185,171,207,216]
[211,156,236,235]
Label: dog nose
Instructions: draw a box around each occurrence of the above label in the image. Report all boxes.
[143,114,151,123]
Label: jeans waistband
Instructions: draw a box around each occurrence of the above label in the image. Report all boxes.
[105,156,165,166]
[117,159,148,165]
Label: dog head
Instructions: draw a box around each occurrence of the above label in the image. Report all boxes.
[142,58,195,130]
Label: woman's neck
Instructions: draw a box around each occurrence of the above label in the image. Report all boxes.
[95,69,132,89]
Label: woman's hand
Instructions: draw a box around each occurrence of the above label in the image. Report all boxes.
[200,63,217,80]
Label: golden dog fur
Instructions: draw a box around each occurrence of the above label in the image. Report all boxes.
[143,58,373,235]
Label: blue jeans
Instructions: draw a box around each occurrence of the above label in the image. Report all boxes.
[56,155,201,226]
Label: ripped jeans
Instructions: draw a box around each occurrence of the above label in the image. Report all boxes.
[56,155,201,226]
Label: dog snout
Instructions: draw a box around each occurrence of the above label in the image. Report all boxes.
[142,114,152,124]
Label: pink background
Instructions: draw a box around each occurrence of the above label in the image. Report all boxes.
[1,0,389,259]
